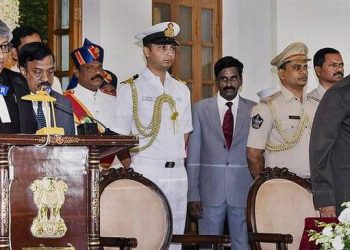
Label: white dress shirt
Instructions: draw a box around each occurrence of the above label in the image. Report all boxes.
[0,95,11,123]
[32,100,51,127]
[72,84,118,132]
[217,92,239,130]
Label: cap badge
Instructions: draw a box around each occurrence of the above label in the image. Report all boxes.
[164,23,175,38]
[88,45,100,59]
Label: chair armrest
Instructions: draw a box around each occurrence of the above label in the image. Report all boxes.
[172,234,231,244]
[248,232,293,243]
[100,236,138,248]
[249,232,292,250]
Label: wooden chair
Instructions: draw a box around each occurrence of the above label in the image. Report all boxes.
[100,167,231,249]
[246,167,319,250]
[100,237,138,250]
[100,167,172,249]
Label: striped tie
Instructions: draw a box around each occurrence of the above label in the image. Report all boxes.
[36,101,46,129]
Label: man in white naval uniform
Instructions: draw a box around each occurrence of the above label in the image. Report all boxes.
[308,47,344,101]
[115,22,192,250]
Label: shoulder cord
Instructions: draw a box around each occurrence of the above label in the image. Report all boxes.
[127,81,178,153]
[265,100,312,152]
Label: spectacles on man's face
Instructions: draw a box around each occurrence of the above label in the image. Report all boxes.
[0,43,12,53]
[80,63,103,73]
[218,75,241,84]
[31,68,55,79]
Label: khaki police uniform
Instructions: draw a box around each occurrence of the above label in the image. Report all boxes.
[247,84,318,178]
[308,84,326,102]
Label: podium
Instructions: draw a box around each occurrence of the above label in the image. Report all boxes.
[0,134,138,249]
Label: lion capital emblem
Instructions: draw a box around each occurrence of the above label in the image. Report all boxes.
[30,177,68,238]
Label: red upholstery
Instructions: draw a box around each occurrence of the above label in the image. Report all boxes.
[299,217,339,250]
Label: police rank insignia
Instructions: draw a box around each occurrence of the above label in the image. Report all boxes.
[252,114,263,129]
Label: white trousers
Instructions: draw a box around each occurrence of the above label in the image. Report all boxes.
[131,157,188,250]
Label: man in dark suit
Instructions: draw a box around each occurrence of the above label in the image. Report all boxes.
[310,74,350,217]
[0,20,22,134]
[187,56,255,250]
[17,42,74,135]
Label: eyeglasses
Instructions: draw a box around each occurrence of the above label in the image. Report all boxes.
[0,43,12,53]
[80,63,103,73]
[31,68,55,79]
[218,76,241,84]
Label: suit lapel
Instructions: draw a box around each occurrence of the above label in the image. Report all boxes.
[51,92,58,126]
[50,91,65,127]
[208,96,250,148]
[11,75,38,133]
[233,97,248,144]
[207,96,226,142]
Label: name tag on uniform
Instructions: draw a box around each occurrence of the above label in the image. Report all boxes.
[289,115,300,120]
[142,96,183,102]
[0,85,9,96]
[142,96,156,102]
[0,95,11,123]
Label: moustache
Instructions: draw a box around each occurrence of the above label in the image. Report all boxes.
[333,72,344,77]
[91,74,103,81]
[39,81,50,87]
[223,86,236,91]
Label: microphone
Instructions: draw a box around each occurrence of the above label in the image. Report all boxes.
[40,84,52,94]
[52,102,117,135]
[13,77,120,163]
[13,76,117,135]
[78,115,118,135]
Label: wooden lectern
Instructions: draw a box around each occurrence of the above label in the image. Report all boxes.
[0,134,137,250]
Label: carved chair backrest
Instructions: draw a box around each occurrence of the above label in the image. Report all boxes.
[246,167,319,250]
[100,168,172,250]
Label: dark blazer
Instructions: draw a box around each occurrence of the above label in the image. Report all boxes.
[0,68,21,133]
[11,75,75,135]
[310,74,350,215]
[187,96,255,207]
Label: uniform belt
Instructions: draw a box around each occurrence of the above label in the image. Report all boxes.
[132,157,184,168]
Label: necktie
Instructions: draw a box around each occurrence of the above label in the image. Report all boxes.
[36,101,46,129]
[222,102,234,149]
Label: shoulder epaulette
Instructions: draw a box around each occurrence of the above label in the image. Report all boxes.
[260,91,281,104]
[307,94,320,103]
[63,89,75,95]
[121,74,139,84]
[171,75,187,84]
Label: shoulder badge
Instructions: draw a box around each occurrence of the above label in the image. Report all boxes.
[307,94,320,103]
[171,75,187,84]
[121,74,139,85]
[260,91,281,104]
[252,114,264,129]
